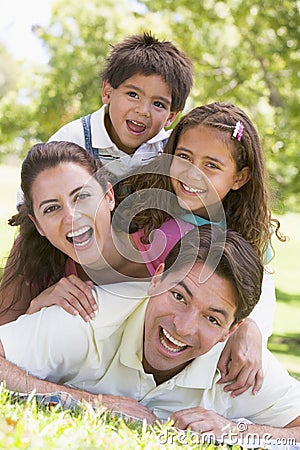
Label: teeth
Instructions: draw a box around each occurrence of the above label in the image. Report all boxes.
[67,226,90,238]
[130,120,144,128]
[182,183,206,194]
[160,328,187,353]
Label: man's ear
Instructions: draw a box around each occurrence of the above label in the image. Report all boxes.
[147,263,165,295]
[102,80,113,104]
[105,182,115,211]
[219,320,243,343]
[164,112,178,128]
[231,167,251,191]
[29,214,45,237]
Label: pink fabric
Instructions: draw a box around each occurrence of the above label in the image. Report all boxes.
[131,219,194,276]
[65,258,78,276]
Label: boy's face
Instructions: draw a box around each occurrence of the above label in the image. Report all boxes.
[143,262,240,383]
[102,74,177,153]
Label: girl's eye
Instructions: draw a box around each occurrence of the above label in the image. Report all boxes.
[43,205,59,215]
[176,153,191,162]
[153,101,165,109]
[206,162,219,169]
[172,291,186,303]
[127,91,138,99]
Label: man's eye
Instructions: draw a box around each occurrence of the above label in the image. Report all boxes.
[172,291,185,303]
[207,316,220,326]
[75,192,91,202]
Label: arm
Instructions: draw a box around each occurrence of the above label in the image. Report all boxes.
[26,275,98,322]
[217,318,263,396]
[0,348,156,423]
[217,268,276,396]
[170,407,300,442]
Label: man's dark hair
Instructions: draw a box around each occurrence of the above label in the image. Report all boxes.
[163,225,263,325]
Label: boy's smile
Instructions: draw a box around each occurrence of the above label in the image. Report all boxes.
[102,74,177,154]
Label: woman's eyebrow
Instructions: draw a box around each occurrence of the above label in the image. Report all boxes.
[38,186,83,209]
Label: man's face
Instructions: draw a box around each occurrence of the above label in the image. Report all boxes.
[143,262,239,383]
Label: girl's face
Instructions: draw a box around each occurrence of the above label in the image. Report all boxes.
[169,124,250,218]
[30,162,115,267]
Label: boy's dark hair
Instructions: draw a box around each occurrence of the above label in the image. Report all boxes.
[163,225,263,325]
[101,32,193,111]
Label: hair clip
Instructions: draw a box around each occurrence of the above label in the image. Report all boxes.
[232,121,244,141]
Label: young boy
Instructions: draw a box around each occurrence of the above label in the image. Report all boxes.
[49,32,193,179]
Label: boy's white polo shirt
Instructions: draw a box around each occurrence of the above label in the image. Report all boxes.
[49,105,170,177]
[0,281,299,427]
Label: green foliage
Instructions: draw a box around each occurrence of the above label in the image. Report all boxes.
[0,0,299,210]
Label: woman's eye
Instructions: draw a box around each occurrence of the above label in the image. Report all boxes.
[43,205,59,214]
[172,291,185,303]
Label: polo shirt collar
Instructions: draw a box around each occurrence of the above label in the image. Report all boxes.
[119,298,225,389]
[90,105,170,150]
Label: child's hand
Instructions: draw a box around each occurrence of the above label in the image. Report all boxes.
[217,318,263,396]
[26,275,97,322]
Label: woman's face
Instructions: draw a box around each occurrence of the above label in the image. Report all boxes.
[30,162,115,266]
[169,124,250,218]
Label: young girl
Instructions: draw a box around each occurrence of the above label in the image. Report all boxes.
[117,101,283,263]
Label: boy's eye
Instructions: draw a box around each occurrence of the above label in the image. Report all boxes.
[127,91,138,99]
[172,291,186,303]
[153,101,165,109]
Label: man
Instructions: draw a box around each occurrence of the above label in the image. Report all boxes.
[0,226,299,441]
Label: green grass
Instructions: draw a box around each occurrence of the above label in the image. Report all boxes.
[0,387,240,449]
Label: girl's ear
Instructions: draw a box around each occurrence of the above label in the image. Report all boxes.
[231,167,251,191]
[147,263,165,295]
[101,80,113,104]
[29,214,45,237]
[105,182,115,211]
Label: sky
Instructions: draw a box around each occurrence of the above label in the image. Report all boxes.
[0,0,55,62]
